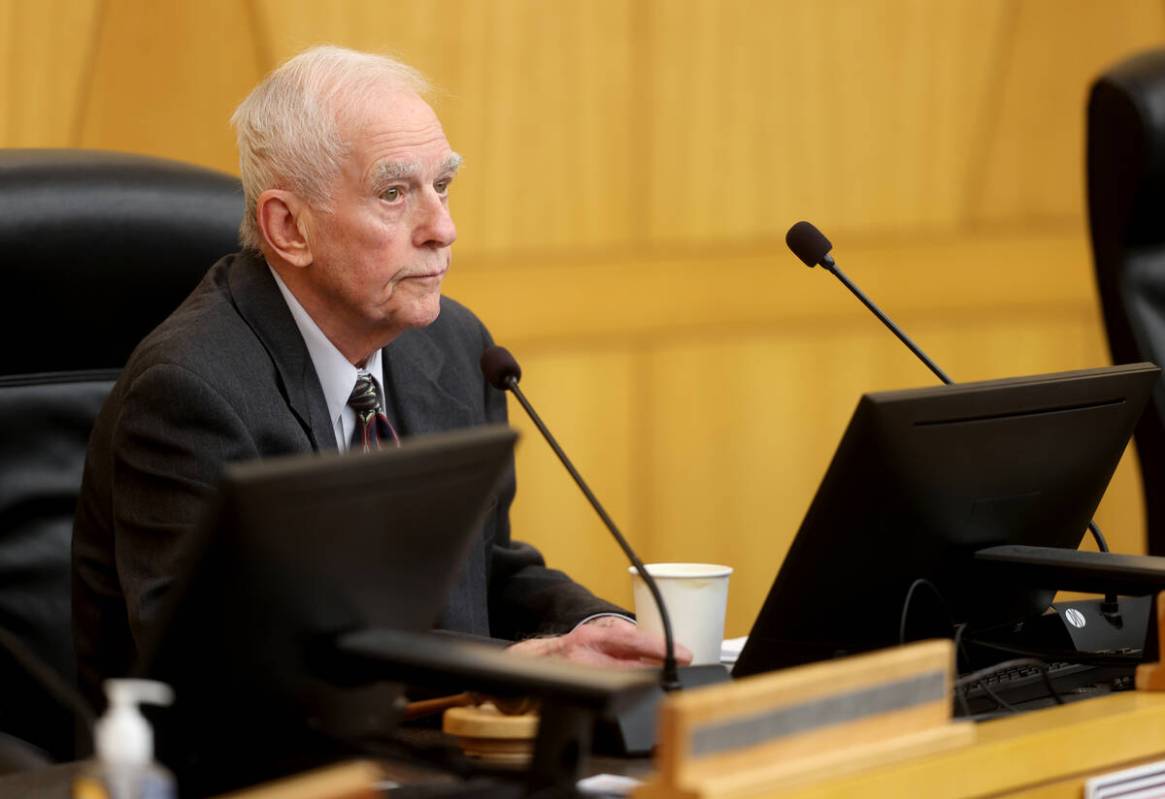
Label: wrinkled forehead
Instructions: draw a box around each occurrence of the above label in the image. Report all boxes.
[339,87,456,178]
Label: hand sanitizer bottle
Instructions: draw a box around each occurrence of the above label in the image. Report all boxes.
[73,679,176,799]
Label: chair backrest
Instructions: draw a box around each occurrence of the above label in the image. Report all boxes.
[0,149,243,376]
[1088,49,1165,555]
[0,371,115,763]
[0,150,242,762]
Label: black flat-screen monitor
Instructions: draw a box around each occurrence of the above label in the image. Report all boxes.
[733,363,1160,678]
[139,425,518,795]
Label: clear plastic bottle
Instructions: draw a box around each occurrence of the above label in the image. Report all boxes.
[73,679,176,799]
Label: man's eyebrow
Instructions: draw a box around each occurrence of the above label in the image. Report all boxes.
[372,160,420,185]
[370,153,462,188]
[442,153,463,175]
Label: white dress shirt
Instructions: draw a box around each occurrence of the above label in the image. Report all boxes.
[268,266,385,452]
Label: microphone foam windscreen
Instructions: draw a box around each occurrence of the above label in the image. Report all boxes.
[480,345,522,389]
[786,221,833,267]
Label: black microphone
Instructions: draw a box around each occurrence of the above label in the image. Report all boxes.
[481,345,682,691]
[786,221,1117,585]
[787,221,953,385]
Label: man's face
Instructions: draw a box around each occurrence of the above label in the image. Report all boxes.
[302,88,459,350]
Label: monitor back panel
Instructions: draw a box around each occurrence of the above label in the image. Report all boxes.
[733,363,1159,677]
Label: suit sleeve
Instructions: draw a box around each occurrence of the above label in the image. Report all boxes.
[109,363,258,651]
[474,330,628,640]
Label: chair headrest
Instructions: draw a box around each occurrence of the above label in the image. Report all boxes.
[1089,49,1165,254]
[0,149,244,376]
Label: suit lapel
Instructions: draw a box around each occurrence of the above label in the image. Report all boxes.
[381,323,477,436]
[225,251,337,451]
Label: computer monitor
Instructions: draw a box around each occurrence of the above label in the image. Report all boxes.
[732,363,1160,678]
[138,425,518,794]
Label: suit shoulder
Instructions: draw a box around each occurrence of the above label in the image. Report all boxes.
[122,256,263,382]
[433,295,492,344]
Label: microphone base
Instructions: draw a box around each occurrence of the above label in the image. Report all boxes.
[971,596,1152,658]
[592,664,731,756]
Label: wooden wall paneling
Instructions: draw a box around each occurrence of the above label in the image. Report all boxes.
[637,330,929,636]
[972,0,1165,227]
[505,346,641,611]
[0,0,100,146]
[444,230,1097,347]
[912,309,1107,384]
[0,0,1151,635]
[76,0,264,173]
[639,311,1142,636]
[643,0,1008,244]
[255,0,636,258]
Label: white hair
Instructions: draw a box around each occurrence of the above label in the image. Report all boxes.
[230,45,430,251]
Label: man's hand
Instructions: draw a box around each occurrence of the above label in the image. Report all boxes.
[507,616,694,668]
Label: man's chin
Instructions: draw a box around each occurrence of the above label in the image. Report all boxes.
[403,295,442,330]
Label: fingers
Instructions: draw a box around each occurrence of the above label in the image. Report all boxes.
[507,624,706,669]
[579,622,697,666]
[572,623,670,664]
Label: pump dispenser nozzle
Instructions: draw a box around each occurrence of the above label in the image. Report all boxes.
[96,679,173,766]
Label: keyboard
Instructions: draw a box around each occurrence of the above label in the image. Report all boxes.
[958,660,1136,717]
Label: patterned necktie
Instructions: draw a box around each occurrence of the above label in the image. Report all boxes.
[347,372,401,452]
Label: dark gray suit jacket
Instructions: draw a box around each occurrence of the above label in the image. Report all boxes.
[72,250,619,708]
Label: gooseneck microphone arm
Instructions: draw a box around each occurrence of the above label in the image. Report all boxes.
[786,221,1112,564]
[820,255,953,386]
[481,346,682,691]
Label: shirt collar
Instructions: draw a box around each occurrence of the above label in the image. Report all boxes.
[268,264,382,431]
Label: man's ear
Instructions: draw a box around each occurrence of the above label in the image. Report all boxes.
[256,190,313,267]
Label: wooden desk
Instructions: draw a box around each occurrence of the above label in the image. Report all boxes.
[12,693,1165,798]
[776,692,1165,799]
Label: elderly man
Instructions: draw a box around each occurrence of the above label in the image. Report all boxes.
[71,46,681,710]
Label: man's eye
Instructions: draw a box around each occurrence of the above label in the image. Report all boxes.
[435,180,450,195]
[382,187,402,201]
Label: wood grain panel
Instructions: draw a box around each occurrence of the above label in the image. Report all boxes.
[972,0,1165,226]
[643,0,1008,243]
[631,313,1137,637]
[0,0,1153,644]
[0,0,100,145]
[505,347,640,611]
[254,0,635,257]
[77,0,264,172]
[442,230,1100,347]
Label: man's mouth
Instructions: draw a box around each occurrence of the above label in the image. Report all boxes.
[405,266,447,280]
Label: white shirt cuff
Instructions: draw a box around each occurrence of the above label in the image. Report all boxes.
[573,612,636,630]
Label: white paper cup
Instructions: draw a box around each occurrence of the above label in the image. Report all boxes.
[628,562,732,665]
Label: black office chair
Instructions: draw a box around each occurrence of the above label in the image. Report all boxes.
[1088,49,1165,556]
[0,149,242,765]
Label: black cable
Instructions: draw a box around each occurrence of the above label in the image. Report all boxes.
[952,623,970,671]
[964,635,1142,668]
[954,658,1065,706]
[952,623,971,718]
[899,584,1074,713]
[1086,519,1125,622]
[1088,520,1110,553]
[898,578,954,645]
[976,681,1020,713]
[1039,663,1066,705]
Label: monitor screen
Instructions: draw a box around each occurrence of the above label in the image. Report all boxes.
[733,363,1160,678]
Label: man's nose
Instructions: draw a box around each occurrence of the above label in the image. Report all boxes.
[415,191,457,249]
